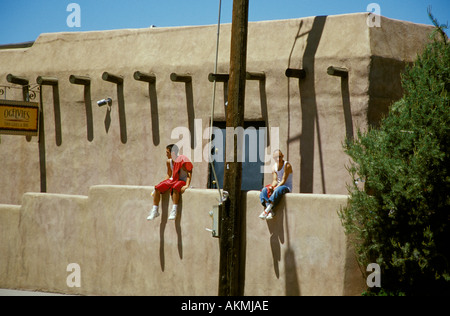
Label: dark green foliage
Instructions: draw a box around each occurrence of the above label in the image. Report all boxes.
[339,14,450,295]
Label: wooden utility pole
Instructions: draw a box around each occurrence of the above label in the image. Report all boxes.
[218,0,249,296]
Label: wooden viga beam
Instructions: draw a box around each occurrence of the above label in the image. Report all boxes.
[327,66,349,78]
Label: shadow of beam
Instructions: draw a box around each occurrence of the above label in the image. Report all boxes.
[341,76,354,141]
[134,71,160,146]
[171,73,195,149]
[102,72,127,144]
[69,75,94,142]
[37,76,62,146]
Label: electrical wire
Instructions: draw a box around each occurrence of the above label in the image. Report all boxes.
[208,0,224,203]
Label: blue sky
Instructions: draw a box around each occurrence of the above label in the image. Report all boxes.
[0,0,449,45]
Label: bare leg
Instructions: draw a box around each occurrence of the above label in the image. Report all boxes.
[153,189,161,206]
[172,190,180,205]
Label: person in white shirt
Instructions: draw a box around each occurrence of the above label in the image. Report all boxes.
[259,150,293,220]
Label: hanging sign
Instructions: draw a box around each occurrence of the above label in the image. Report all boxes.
[0,99,39,136]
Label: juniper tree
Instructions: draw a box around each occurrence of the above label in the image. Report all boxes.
[340,12,449,295]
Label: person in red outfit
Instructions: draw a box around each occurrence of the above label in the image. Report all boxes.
[147,144,193,221]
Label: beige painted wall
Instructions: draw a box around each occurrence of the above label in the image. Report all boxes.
[0,186,364,296]
[0,14,434,205]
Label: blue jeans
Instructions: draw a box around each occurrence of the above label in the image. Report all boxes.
[260,185,290,208]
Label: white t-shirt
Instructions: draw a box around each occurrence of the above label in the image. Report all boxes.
[273,160,293,192]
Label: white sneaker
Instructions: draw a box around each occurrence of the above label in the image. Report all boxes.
[259,203,273,219]
[265,211,275,220]
[147,209,159,221]
[168,209,177,220]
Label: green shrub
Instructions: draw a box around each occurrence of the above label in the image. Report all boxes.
[339,13,450,296]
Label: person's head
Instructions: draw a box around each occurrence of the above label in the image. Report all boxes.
[273,149,284,164]
[166,144,179,160]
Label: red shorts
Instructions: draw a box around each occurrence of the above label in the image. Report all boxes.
[155,179,186,194]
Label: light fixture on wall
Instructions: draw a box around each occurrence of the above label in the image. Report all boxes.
[97,98,112,107]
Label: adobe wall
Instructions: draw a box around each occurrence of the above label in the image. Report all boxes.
[0,13,434,205]
[0,187,364,296]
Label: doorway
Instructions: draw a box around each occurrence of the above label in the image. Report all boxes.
[208,121,266,191]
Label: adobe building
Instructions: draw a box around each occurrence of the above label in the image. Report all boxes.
[0,13,434,295]
[0,13,434,204]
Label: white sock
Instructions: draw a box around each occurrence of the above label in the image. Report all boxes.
[152,205,159,212]
[265,203,273,213]
[172,204,178,211]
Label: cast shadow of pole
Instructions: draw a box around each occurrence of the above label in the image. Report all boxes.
[298,16,327,193]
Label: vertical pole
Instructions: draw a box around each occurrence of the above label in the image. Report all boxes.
[218,0,249,296]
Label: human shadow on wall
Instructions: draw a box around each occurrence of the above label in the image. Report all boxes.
[159,192,184,271]
[175,196,183,260]
[159,193,170,271]
[266,200,285,279]
[289,16,327,193]
[266,197,301,295]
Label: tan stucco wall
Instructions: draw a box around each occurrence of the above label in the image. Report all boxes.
[0,187,364,296]
[0,13,434,205]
